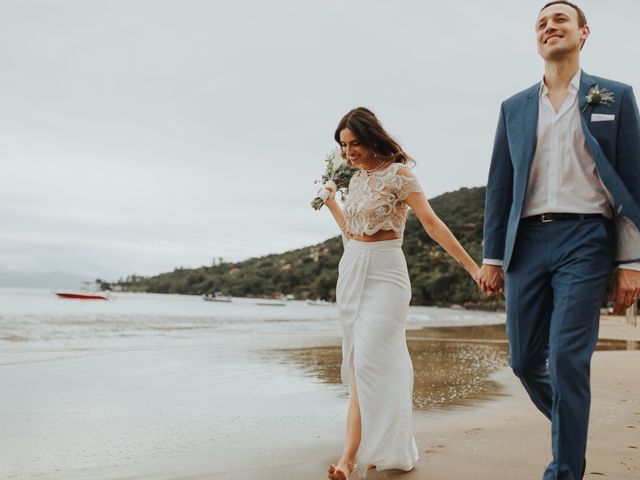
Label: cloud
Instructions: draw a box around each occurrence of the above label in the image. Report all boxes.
[1,0,639,281]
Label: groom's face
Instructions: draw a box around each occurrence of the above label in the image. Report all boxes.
[536,3,589,61]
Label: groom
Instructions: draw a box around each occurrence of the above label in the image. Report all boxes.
[478,1,640,479]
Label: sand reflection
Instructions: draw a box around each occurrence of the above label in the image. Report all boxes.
[280,323,639,411]
[281,324,509,410]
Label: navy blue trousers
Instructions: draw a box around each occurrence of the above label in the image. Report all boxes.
[505,218,613,480]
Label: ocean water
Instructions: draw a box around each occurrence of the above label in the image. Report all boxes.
[0,287,505,350]
[0,288,506,479]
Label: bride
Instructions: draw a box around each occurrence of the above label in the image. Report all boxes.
[321,107,480,479]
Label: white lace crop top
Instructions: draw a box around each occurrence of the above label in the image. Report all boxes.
[342,162,422,239]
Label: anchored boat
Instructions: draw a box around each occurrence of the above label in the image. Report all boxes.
[55,292,109,300]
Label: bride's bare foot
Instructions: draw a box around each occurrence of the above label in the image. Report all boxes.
[327,459,354,480]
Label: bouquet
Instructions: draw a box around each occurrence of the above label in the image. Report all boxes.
[311,148,357,210]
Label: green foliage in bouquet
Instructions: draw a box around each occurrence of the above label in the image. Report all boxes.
[311,148,357,210]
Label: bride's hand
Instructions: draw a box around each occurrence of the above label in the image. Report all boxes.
[321,181,337,206]
[471,267,481,286]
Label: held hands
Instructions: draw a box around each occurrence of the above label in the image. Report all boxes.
[477,264,505,296]
[475,266,640,305]
[610,268,640,315]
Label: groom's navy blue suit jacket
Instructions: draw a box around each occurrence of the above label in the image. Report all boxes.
[483,71,640,271]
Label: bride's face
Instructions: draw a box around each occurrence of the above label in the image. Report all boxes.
[339,128,376,169]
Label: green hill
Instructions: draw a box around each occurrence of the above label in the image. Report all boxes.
[105,186,503,309]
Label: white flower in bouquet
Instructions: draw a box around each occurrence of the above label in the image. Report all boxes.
[311,148,357,210]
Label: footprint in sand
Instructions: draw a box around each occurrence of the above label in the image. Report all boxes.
[424,445,447,454]
[465,428,484,435]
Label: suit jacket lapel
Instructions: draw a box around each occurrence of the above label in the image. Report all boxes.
[578,70,621,209]
[579,70,597,122]
[521,84,540,182]
[579,70,609,172]
[510,84,540,218]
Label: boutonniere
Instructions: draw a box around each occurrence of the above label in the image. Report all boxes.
[582,85,615,112]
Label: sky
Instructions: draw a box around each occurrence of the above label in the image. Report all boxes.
[1,0,639,285]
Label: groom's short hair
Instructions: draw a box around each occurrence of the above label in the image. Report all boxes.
[540,1,587,28]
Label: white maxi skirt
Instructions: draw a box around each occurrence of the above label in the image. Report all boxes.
[336,238,418,475]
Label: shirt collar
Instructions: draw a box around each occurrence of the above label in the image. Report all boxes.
[539,69,581,96]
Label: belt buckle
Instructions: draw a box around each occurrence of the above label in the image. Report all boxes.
[540,213,554,223]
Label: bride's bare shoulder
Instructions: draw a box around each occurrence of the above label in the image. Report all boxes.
[395,165,415,177]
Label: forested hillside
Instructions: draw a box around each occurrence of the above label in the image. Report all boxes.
[104,187,504,309]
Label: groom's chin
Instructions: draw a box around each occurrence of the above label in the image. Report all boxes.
[539,36,581,59]
[539,46,574,62]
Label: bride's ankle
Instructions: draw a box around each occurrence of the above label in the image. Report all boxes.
[337,458,356,470]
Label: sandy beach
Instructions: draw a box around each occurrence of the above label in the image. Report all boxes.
[403,316,640,480]
[404,319,632,480]
[212,317,640,480]
[1,289,638,479]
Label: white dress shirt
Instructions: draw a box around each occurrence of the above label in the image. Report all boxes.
[484,70,640,271]
[522,71,613,218]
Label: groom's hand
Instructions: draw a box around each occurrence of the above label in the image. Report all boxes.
[610,268,640,315]
[477,264,504,296]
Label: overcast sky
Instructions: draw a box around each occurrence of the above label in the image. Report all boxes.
[1,0,639,283]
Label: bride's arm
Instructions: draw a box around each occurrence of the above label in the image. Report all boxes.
[322,182,350,243]
[405,190,480,279]
[326,200,346,232]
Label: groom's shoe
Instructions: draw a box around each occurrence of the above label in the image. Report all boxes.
[543,458,585,479]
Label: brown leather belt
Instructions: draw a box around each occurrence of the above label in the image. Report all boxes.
[521,213,607,224]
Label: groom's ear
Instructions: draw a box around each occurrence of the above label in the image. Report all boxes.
[579,24,590,50]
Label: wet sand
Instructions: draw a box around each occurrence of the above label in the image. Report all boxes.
[252,316,640,480]
[282,333,509,411]
[402,317,640,480]
[281,321,638,412]
[2,303,637,479]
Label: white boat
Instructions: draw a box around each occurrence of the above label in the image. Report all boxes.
[306,299,335,306]
[256,301,286,307]
[203,293,232,302]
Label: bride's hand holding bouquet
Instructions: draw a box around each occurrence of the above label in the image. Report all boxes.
[311,148,356,210]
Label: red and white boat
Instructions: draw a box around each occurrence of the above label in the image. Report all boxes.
[55,292,109,300]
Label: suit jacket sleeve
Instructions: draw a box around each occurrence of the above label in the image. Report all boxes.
[483,103,514,262]
[614,86,640,264]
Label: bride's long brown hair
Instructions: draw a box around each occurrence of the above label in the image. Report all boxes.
[334,107,414,166]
